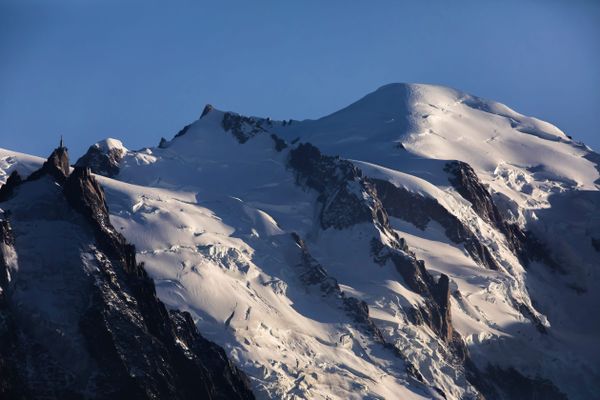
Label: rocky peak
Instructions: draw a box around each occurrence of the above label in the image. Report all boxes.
[27,143,70,182]
[0,146,255,400]
[75,139,126,178]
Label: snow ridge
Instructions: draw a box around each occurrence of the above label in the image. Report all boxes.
[1,83,599,399]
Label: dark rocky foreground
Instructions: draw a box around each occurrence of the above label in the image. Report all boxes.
[0,145,255,400]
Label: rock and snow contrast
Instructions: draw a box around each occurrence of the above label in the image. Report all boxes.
[0,146,254,399]
[1,83,599,399]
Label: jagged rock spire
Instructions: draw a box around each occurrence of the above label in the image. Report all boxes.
[0,145,256,399]
[26,142,71,182]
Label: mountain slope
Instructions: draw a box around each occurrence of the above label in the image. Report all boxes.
[0,146,254,399]
[1,83,599,399]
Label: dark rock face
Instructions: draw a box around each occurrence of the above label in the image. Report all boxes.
[0,148,255,400]
[293,233,384,340]
[288,143,456,345]
[445,160,522,254]
[27,145,70,183]
[443,161,557,332]
[293,234,385,344]
[372,177,501,271]
[444,160,562,272]
[158,137,169,148]
[75,143,124,178]
[292,233,340,296]
[0,171,22,202]
[445,161,504,226]
[516,302,547,334]
[270,134,288,152]
[63,167,112,239]
[0,218,25,399]
[292,233,429,382]
[371,240,455,344]
[286,143,506,397]
[444,161,523,250]
[174,124,192,139]
[437,163,555,333]
[0,219,13,289]
[288,143,388,230]
[431,274,452,342]
[222,113,271,144]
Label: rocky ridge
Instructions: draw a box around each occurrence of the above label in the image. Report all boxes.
[0,144,255,400]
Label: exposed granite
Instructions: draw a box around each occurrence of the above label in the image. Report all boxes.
[0,146,255,400]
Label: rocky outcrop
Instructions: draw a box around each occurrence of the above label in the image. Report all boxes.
[288,143,389,230]
[75,140,125,178]
[431,274,452,342]
[0,171,21,202]
[0,215,23,399]
[291,233,428,384]
[442,161,558,331]
[288,143,457,345]
[174,123,192,139]
[444,160,562,272]
[27,145,70,183]
[222,112,271,144]
[444,161,504,226]
[0,217,15,294]
[371,239,455,343]
[285,143,503,398]
[516,302,547,334]
[444,161,524,252]
[372,177,501,271]
[270,134,288,152]
[292,233,340,296]
[0,146,255,400]
[158,137,169,148]
[65,166,110,222]
[292,233,384,339]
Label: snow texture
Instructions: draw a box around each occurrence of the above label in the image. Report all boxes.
[2,83,599,399]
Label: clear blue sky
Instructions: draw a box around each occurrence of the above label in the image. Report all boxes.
[1,0,599,158]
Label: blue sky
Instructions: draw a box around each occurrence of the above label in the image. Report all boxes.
[1,0,599,157]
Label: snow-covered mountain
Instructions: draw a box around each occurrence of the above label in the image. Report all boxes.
[1,83,599,399]
[0,146,254,399]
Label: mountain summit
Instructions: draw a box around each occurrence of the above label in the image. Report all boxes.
[1,83,599,399]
